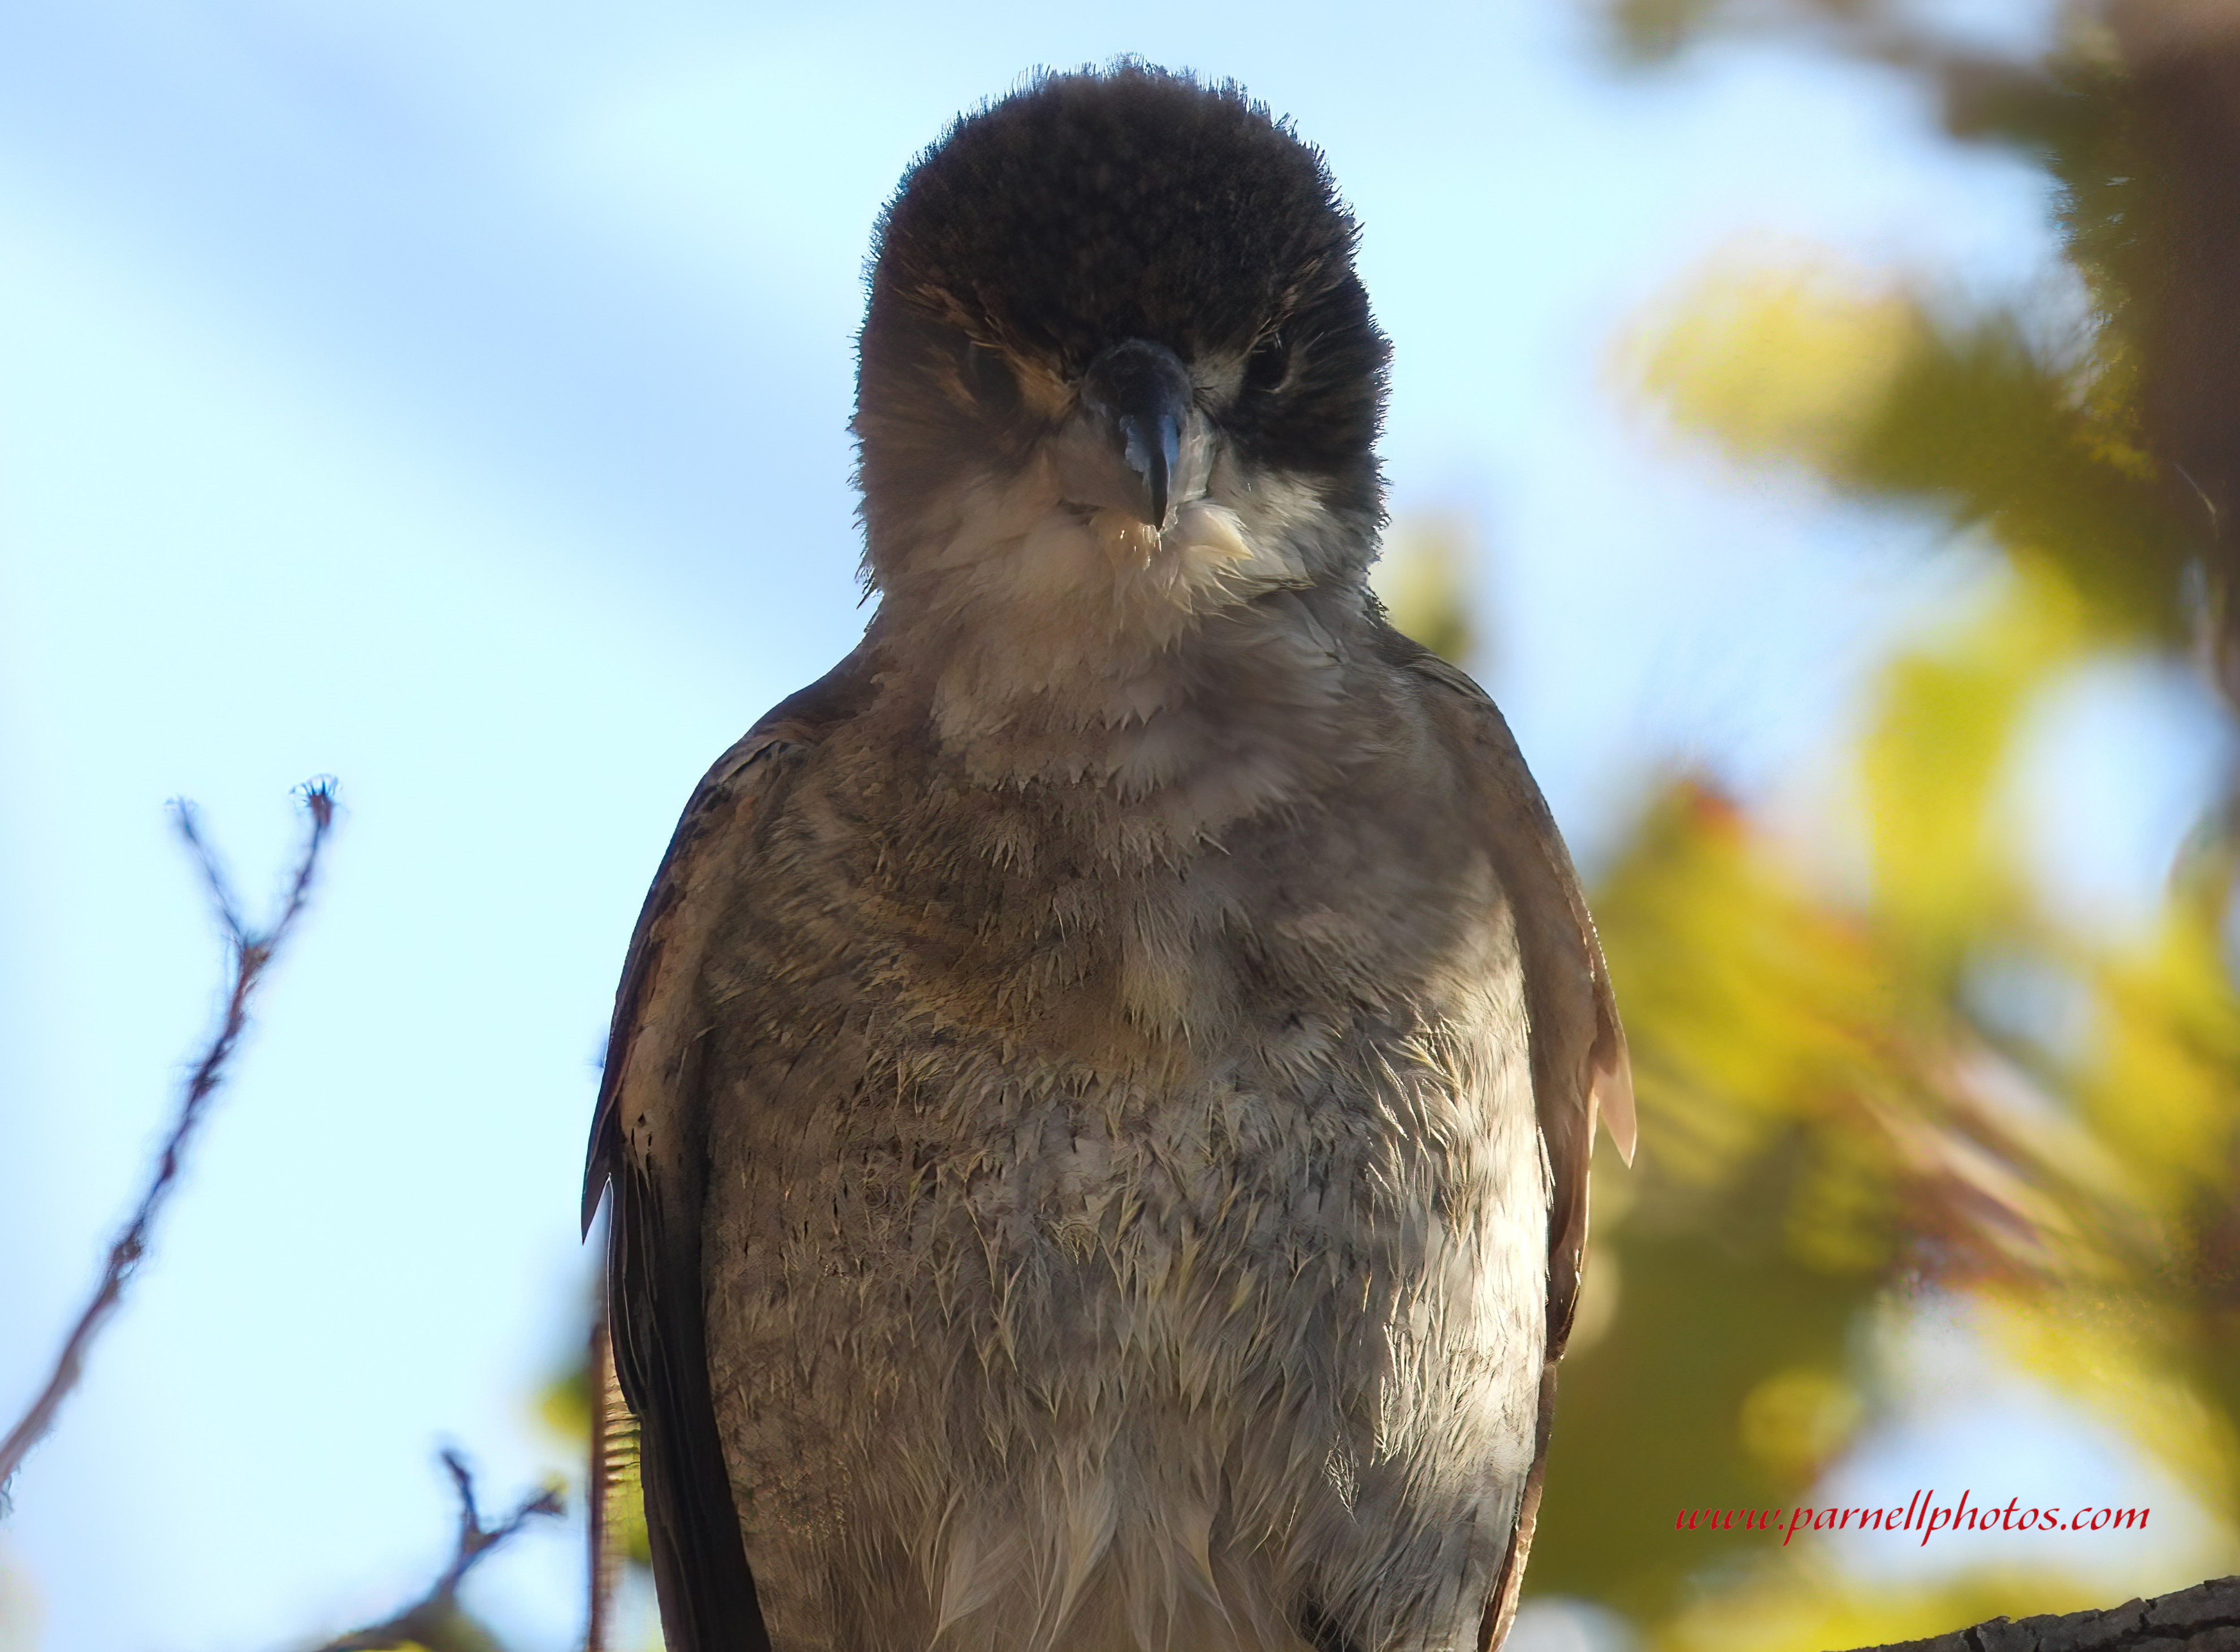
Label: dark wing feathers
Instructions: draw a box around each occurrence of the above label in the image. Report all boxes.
[1379,633,1631,1652]
[614,1145,768,1652]
[586,647,873,1652]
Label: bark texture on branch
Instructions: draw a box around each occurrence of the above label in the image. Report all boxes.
[1838,1575,2240,1651]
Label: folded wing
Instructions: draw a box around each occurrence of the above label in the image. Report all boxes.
[583,649,873,1652]
[1380,632,1632,1652]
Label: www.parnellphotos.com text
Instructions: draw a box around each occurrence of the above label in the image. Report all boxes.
[1679,1490,2150,1546]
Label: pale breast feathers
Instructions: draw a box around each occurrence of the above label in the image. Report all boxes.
[1381,633,1634,1652]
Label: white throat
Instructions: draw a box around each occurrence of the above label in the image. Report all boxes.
[878,448,1359,801]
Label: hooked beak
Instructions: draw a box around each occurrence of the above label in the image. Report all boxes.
[1078,340,1193,530]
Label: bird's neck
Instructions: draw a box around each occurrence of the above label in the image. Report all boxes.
[868,467,1376,816]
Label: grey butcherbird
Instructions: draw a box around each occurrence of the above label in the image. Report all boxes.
[586,64,1635,1652]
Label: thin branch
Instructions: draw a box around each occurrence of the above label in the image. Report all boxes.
[0,779,338,1506]
[174,799,252,949]
[306,1450,564,1652]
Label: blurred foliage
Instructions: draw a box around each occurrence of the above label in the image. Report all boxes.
[402,8,2240,1650]
[1510,2,2240,1647]
[1375,516,1481,669]
[0,1550,36,1652]
[537,1313,655,1650]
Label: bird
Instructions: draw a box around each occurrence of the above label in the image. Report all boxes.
[584,63,1635,1652]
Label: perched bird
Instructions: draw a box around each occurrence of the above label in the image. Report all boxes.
[585,64,1635,1652]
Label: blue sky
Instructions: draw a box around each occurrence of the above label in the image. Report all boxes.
[3,2,2217,1649]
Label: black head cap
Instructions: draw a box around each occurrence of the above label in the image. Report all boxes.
[855,66,1389,576]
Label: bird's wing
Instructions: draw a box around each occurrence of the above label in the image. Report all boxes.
[1379,630,1634,1652]
[584,645,873,1652]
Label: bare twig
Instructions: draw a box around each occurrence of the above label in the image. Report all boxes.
[306,1450,564,1652]
[0,779,338,1506]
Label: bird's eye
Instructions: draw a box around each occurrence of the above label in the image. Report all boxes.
[1243,332,1290,393]
[964,341,1021,417]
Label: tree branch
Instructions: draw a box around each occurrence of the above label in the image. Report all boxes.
[305,1450,564,1652]
[0,779,337,1506]
[1836,1574,2240,1651]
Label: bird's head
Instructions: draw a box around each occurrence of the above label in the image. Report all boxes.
[854,67,1389,639]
